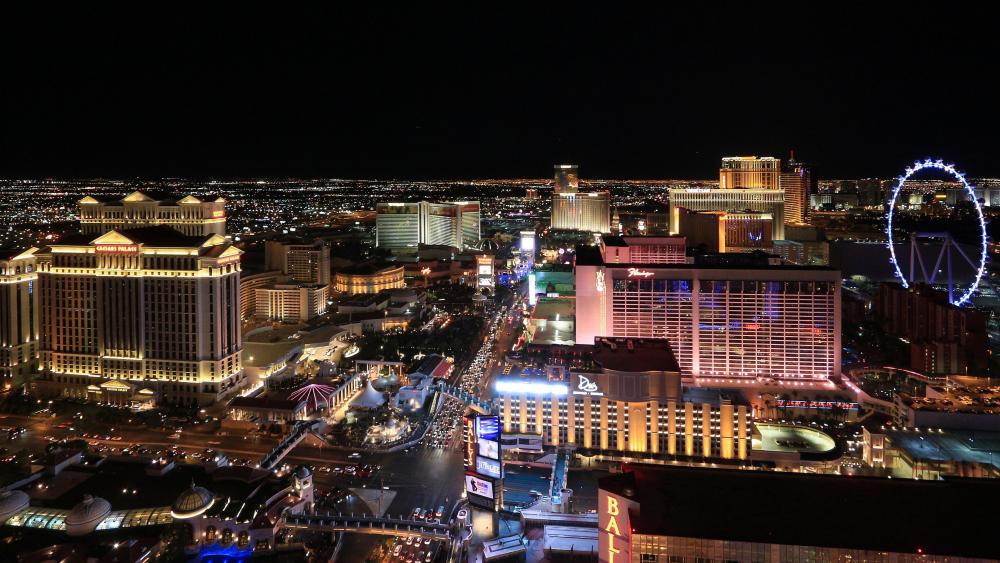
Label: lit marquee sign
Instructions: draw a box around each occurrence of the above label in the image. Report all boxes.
[572,374,603,396]
[626,268,654,278]
[216,255,240,266]
[211,210,226,218]
[598,491,632,563]
[95,244,139,254]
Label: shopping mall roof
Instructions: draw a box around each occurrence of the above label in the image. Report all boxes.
[600,464,1000,559]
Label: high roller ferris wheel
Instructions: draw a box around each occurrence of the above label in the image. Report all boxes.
[886,158,989,307]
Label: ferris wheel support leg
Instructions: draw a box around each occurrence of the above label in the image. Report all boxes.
[947,239,954,305]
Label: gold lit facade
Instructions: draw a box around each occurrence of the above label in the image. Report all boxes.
[1,248,40,389]
[32,228,244,406]
[719,156,780,189]
[333,265,405,295]
[79,191,226,237]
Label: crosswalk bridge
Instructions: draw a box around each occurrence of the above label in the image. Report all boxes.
[284,511,454,540]
[259,419,323,470]
[435,383,494,415]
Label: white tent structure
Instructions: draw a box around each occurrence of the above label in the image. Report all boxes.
[351,380,386,409]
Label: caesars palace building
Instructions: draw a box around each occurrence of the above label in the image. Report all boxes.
[29,227,245,406]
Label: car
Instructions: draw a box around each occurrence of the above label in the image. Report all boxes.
[423,537,431,546]
[167,433,181,439]
[393,545,402,556]
[425,552,432,562]
[405,536,413,546]
[348,452,362,459]
[412,507,421,519]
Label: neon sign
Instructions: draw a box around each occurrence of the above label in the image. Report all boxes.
[95,244,138,254]
[601,494,629,563]
[212,210,226,218]
[595,270,605,293]
[626,268,654,278]
[572,375,603,396]
[420,267,431,275]
[775,399,858,410]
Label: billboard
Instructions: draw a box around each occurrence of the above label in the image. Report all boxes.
[478,438,499,460]
[464,414,503,511]
[476,416,500,441]
[465,473,495,500]
[476,456,503,479]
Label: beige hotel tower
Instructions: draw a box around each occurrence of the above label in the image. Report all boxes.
[28,192,244,406]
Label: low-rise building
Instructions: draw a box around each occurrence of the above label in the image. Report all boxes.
[333,263,405,295]
[255,283,329,323]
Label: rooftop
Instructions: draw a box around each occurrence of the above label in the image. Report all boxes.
[886,428,1000,469]
[336,261,402,276]
[600,464,1000,559]
[898,383,1000,415]
[590,337,680,374]
[49,226,217,248]
[229,396,305,412]
[530,298,575,321]
[576,243,835,271]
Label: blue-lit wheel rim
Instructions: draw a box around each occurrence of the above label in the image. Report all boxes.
[886,158,988,306]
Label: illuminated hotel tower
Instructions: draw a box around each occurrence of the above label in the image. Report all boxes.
[79,191,226,237]
[554,164,579,193]
[575,244,841,381]
[719,156,781,189]
[32,227,245,406]
[551,191,611,233]
[1,248,39,389]
[376,201,481,251]
[780,154,812,225]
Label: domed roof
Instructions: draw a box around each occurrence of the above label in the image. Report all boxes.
[0,490,30,520]
[295,466,312,479]
[65,495,111,534]
[171,484,215,518]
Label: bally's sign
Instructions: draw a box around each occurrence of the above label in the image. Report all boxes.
[572,374,603,396]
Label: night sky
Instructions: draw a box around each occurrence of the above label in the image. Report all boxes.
[1,6,997,180]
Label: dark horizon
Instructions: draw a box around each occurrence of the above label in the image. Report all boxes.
[2,6,997,181]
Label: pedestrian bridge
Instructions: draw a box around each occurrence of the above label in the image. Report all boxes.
[259,419,323,470]
[284,511,453,540]
[435,383,494,415]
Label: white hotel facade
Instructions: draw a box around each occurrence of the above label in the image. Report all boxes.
[575,245,841,381]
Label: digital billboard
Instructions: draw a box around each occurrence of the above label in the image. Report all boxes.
[476,456,503,479]
[465,473,494,500]
[476,416,500,441]
[478,438,499,461]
